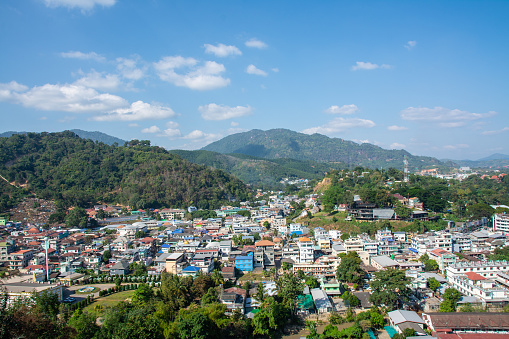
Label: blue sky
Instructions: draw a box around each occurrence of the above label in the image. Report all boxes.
[1,0,508,160]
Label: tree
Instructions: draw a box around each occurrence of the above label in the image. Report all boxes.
[252,297,288,338]
[102,249,111,263]
[263,221,270,229]
[427,277,441,295]
[32,290,60,321]
[65,207,88,228]
[342,291,360,308]
[254,283,268,305]
[336,252,364,285]
[160,273,191,321]
[68,308,99,339]
[440,288,461,312]
[276,272,305,314]
[132,283,153,306]
[467,203,494,221]
[305,276,319,289]
[178,311,215,339]
[96,209,106,220]
[211,270,224,287]
[370,311,384,328]
[369,268,411,310]
[282,261,293,271]
[201,287,218,305]
[438,299,456,313]
[424,259,439,272]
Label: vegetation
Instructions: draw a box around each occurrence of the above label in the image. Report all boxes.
[0,132,251,215]
[369,269,411,310]
[336,252,364,285]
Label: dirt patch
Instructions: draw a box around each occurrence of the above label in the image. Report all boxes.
[8,197,56,226]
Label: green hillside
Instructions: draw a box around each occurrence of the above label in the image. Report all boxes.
[0,131,250,212]
[202,128,445,171]
[0,129,126,146]
[169,149,346,188]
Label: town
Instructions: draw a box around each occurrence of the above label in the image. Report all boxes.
[1,167,509,339]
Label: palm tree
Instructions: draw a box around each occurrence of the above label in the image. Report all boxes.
[211,270,224,287]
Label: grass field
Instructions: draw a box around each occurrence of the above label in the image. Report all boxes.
[83,290,136,315]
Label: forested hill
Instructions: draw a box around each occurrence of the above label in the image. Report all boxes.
[202,128,446,171]
[0,131,251,212]
[169,149,346,189]
[0,129,126,146]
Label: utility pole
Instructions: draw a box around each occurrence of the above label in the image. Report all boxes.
[403,156,409,183]
[44,237,49,282]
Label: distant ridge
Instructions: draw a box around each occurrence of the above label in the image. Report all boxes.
[0,129,126,146]
[202,128,444,171]
[478,153,509,161]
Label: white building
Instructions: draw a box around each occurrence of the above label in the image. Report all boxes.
[298,237,315,263]
[493,213,509,233]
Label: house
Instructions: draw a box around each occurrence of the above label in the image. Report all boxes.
[222,266,236,281]
[235,252,254,272]
[220,286,246,315]
[388,310,426,336]
[159,209,186,220]
[370,255,400,270]
[110,260,130,275]
[254,240,275,268]
[165,253,187,274]
[428,248,456,272]
[181,265,201,277]
[310,288,333,313]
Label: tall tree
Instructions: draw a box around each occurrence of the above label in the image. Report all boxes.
[369,269,411,310]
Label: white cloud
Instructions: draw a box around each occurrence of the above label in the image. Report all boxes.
[301,117,376,135]
[325,104,358,115]
[272,68,279,73]
[405,40,417,50]
[141,126,161,133]
[166,121,180,128]
[128,123,139,127]
[199,103,252,121]
[482,127,509,135]
[246,64,268,76]
[74,70,121,91]
[245,38,268,49]
[231,121,239,127]
[44,0,116,11]
[0,81,29,101]
[387,125,408,131]
[60,51,105,62]
[0,82,127,112]
[93,101,176,121]
[116,57,145,80]
[443,144,469,150]
[390,142,406,149]
[351,61,392,71]
[159,128,182,138]
[39,116,48,120]
[400,106,496,127]
[154,56,230,90]
[204,43,242,57]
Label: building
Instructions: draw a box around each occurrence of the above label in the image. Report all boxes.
[493,213,509,233]
[448,271,509,306]
[422,312,509,335]
[428,248,457,272]
[298,237,315,263]
[310,288,333,313]
[159,209,186,220]
[446,260,509,280]
[370,255,400,270]
[235,252,254,272]
[254,240,275,268]
[165,253,186,274]
[388,310,426,336]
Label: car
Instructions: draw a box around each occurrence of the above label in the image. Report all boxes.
[63,297,76,303]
